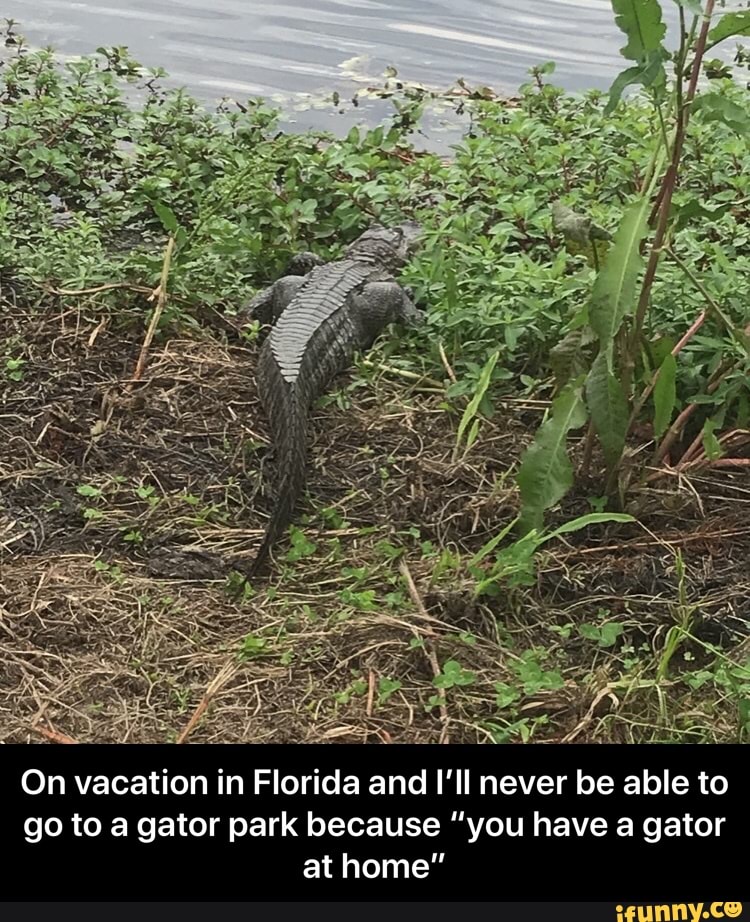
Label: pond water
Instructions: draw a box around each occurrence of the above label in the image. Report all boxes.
[4,1,741,135]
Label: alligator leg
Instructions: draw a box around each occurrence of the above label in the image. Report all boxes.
[239,274,308,327]
[270,275,307,323]
[350,281,423,346]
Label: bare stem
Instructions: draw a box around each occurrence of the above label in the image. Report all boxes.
[130,235,176,385]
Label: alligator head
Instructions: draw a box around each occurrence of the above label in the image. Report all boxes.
[346,221,422,268]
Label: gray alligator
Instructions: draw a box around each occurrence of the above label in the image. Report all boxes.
[241,221,422,577]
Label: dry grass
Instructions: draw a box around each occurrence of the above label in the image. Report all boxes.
[2,297,749,744]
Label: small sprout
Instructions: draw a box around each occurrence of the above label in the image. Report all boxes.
[377,677,402,706]
[433,660,476,689]
[237,634,267,661]
[77,484,102,498]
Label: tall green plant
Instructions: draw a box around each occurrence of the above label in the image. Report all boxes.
[518,0,750,525]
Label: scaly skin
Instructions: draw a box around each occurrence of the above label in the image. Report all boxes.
[243,222,422,577]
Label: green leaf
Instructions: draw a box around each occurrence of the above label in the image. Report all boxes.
[454,352,500,456]
[605,50,667,114]
[467,517,519,568]
[599,622,625,647]
[153,201,178,233]
[586,351,629,469]
[579,623,601,641]
[589,197,650,345]
[692,93,750,135]
[611,0,668,62]
[708,11,750,48]
[517,381,588,533]
[701,419,724,461]
[542,512,635,543]
[76,484,102,497]
[673,198,734,234]
[653,353,677,439]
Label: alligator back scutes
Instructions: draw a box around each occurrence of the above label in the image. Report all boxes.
[269,259,374,383]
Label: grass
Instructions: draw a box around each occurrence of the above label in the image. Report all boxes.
[2,302,749,744]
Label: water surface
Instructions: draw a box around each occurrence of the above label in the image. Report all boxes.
[6,1,741,132]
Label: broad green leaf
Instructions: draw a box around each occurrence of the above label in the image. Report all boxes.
[653,353,677,439]
[589,197,650,346]
[692,93,750,135]
[586,351,629,469]
[611,0,668,62]
[517,382,588,533]
[543,511,635,543]
[605,51,667,114]
[153,201,178,233]
[707,11,750,48]
[599,622,625,647]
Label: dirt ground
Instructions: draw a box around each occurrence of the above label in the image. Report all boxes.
[2,297,749,744]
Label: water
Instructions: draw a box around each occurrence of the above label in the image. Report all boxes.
[4,1,740,134]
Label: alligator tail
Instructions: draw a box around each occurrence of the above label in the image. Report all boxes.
[248,358,309,579]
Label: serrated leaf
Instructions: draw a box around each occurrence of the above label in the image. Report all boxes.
[611,0,668,61]
[455,350,498,454]
[589,197,650,345]
[692,93,750,135]
[708,10,750,48]
[517,382,588,534]
[586,351,629,469]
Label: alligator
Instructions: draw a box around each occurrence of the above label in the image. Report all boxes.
[240,221,423,578]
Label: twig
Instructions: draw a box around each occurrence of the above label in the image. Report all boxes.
[32,724,78,744]
[130,235,176,386]
[49,282,156,297]
[366,669,376,718]
[685,457,750,471]
[399,559,450,744]
[360,359,443,389]
[580,422,596,477]
[176,660,237,744]
[438,342,458,384]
